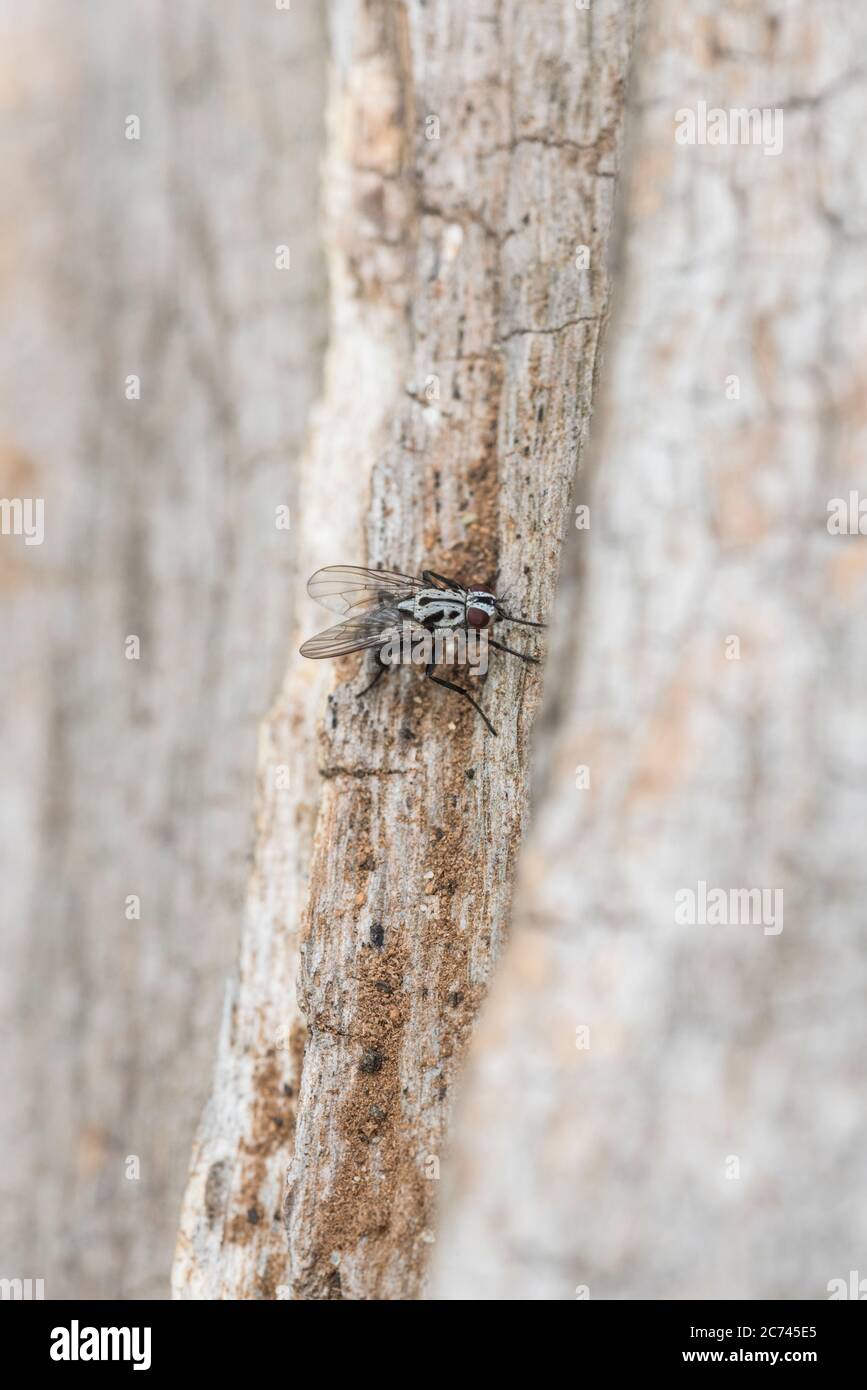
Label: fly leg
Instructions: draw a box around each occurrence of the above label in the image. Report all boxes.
[496,610,546,628]
[425,662,497,736]
[357,652,391,699]
[489,637,540,665]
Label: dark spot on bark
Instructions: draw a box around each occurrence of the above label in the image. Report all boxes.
[247,1206,260,1225]
[448,991,463,1007]
[360,184,386,228]
[360,1049,384,1074]
[204,1160,229,1229]
[370,923,384,949]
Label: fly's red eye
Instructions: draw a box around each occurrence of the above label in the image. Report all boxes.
[467,606,491,629]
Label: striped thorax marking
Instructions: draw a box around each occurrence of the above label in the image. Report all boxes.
[397,588,467,628]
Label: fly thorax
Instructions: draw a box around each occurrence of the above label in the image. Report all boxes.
[410,589,465,627]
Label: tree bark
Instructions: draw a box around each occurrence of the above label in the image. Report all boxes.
[1,0,327,1299]
[174,0,642,1300]
[430,0,867,1300]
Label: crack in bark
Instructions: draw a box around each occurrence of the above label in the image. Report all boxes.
[319,765,414,779]
[499,315,601,342]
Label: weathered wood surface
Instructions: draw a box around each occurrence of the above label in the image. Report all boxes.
[430,0,867,1300]
[0,0,327,1298]
[174,0,641,1299]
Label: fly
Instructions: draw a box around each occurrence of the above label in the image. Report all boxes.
[299,564,544,736]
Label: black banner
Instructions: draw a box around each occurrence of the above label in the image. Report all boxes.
[5,1298,864,1374]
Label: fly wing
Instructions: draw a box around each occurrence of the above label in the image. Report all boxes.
[307,565,423,617]
[299,604,410,659]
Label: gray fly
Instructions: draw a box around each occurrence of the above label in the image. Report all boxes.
[299,565,544,736]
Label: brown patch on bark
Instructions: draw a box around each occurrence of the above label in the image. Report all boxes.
[224,1044,300,1251]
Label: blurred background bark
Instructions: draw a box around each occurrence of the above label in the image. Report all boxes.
[431,0,867,1300]
[0,0,327,1298]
